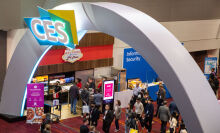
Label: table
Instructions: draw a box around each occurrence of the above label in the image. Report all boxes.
[44,100,61,122]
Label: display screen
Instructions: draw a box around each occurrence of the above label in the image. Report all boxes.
[103,80,114,101]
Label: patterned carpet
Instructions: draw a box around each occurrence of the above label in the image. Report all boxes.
[0,99,173,133]
[1,90,219,133]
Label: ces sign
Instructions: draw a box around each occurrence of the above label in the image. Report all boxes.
[31,19,68,44]
[24,7,78,49]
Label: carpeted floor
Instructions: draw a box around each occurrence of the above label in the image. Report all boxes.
[1,88,220,133]
[0,99,174,133]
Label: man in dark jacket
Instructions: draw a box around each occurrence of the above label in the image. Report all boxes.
[102,104,114,133]
[90,102,100,127]
[144,99,154,133]
[155,83,166,116]
[81,87,90,105]
[69,82,79,114]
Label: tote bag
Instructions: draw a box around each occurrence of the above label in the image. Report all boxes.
[129,128,138,133]
[82,105,90,113]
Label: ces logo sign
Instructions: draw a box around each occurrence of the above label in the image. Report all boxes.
[24,7,78,48]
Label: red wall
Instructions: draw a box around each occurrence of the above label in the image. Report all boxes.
[39,45,113,66]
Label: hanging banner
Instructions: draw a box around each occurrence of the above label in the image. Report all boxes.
[204,57,218,79]
[26,83,44,124]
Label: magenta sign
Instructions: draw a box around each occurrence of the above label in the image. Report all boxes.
[27,83,44,107]
[103,80,114,101]
[26,83,44,123]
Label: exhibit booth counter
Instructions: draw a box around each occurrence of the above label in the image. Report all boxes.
[0,2,220,133]
[115,82,171,108]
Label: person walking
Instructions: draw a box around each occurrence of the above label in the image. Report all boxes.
[125,103,133,133]
[94,90,103,110]
[69,82,79,114]
[169,112,177,133]
[114,100,122,132]
[158,101,171,133]
[81,87,90,105]
[90,102,100,128]
[80,118,89,133]
[102,104,114,133]
[155,83,166,116]
[169,101,180,126]
[134,98,144,123]
[144,99,154,133]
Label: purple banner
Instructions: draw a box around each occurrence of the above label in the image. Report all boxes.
[26,83,44,123]
[27,83,44,107]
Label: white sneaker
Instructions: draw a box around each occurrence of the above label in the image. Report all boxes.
[114,129,119,132]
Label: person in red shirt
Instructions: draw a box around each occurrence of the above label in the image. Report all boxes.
[97,77,107,90]
[76,78,82,89]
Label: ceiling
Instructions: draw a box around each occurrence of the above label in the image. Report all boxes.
[1,0,220,31]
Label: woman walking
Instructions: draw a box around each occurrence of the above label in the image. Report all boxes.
[114,100,122,132]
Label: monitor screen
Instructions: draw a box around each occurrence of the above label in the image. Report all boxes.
[103,80,114,101]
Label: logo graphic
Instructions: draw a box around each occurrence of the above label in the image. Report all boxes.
[24,7,78,49]
[62,49,83,63]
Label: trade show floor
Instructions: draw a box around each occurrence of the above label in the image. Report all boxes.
[52,104,81,120]
[0,99,171,133]
[1,94,219,133]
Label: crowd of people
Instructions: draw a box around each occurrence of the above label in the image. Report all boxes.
[51,76,190,133]
[75,78,188,133]
[40,67,220,133]
[123,82,187,133]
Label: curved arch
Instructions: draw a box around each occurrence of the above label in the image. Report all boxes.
[0,2,220,132]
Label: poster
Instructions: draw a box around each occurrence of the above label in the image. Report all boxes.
[26,83,44,124]
[103,80,114,101]
[204,57,218,79]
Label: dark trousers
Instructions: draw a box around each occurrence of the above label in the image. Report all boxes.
[91,119,98,127]
[115,119,119,130]
[170,128,174,133]
[145,117,153,132]
[137,114,142,123]
[102,121,111,133]
[155,99,163,116]
[160,120,167,133]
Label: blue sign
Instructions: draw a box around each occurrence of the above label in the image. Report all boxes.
[204,57,218,79]
[123,48,158,83]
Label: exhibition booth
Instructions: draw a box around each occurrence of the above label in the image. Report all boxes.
[0,2,220,132]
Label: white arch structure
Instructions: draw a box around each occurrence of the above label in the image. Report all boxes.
[0,2,220,132]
